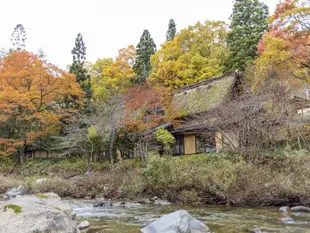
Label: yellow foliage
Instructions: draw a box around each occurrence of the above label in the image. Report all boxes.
[148,21,228,90]
[91,45,136,100]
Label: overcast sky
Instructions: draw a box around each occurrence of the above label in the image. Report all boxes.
[0,0,279,69]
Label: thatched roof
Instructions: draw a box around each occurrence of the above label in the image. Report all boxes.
[172,75,236,115]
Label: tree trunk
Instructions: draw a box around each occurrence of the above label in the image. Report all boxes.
[109,130,115,164]
[20,147,26,164]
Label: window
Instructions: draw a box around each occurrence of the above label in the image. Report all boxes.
[173,135,184,155]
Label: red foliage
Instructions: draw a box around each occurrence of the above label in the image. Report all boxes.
[123,84,176,133]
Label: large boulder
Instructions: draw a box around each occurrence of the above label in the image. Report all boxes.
[40,192,77,220]
[0,193,79,233]
[140,210,210,233]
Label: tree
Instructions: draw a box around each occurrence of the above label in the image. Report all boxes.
[0,48,8,59]
[166,19,177,41]
[10,24,27,51]
[149,21,228,90]
[253,0,310,90]
[71,33,86,64]
[37,48,47,63]
[90,45,136,163]
[69,62,90,90]
[133,30,156,84]
[56,108,110,167]
[69,33,91,96]
[154,128,175,155]
[0,51,84,163]
[225,0,269,72]
[91,45,136,100]
[123,84,176,161]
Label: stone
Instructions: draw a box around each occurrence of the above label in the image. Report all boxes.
[291,206,310,213]
[154,199,171,206]
[93,201,105,207]
[5,185,26,198]
[0,193,80,233]
[138,199,151,205]
[40,192,77,220]
[35,178,47,184]
[140,210,210,233]
[78,221,90,230]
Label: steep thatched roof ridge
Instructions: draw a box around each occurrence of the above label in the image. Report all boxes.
[173,75,236,115]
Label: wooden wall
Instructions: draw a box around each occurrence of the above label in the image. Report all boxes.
[184,134,196,154]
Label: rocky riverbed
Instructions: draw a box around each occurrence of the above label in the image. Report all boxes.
[3,192,310,233]
[65,199,310,233]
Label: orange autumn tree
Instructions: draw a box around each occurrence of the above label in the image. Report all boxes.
[254,0,310,90]
[0,51,84,163]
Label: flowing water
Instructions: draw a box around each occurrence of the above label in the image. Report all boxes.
[65,199,310,233]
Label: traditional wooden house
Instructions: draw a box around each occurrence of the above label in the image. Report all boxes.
[169,74,238,155]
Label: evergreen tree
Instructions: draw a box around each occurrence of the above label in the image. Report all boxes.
[71,33,86,63]
[10,24,27,51]
[69,33,91,97]
[166,19,177,41]
[133,30,156,84]
[225,0,269,72]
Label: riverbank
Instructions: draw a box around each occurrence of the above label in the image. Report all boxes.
[1,149,310,206]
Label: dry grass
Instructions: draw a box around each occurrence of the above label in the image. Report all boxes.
[1,150,310,206]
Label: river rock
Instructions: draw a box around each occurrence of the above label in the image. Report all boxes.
[0,193,80,233]
[78,221,90,229]
[93,201,105,207]
[291,206,310,213]
[140,210,210,233]
[40,192,77,220]
[4,185,26,198]
[154,199,171,206]
[35,178,47,184]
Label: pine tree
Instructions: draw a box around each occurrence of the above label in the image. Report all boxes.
[10,24,27,51]
[69,33,91,97]
[225,0,269,72]
[166,19,177,41]
[133,30,157,84]
[71,33,86,63]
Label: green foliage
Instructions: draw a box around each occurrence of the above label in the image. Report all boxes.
[149,21,228,90]
[154,128,175,146]
[225,0,269,72]
[72,33,86,63]
[154,128,175,155]
[2,149,310,204]
[87,126,98,140]
[4,204,22,214]
[166,19,177,41]
[133,30,156,84]
[143,153,237,197]
[69,61,91,94]
[70,33,91,95]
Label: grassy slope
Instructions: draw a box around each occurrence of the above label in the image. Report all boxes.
[1,150,310,206]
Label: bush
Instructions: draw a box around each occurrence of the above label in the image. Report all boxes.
[143,150,310,205]
[1,149,310,205]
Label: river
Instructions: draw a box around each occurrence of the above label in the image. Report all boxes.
[65,199,310,233]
